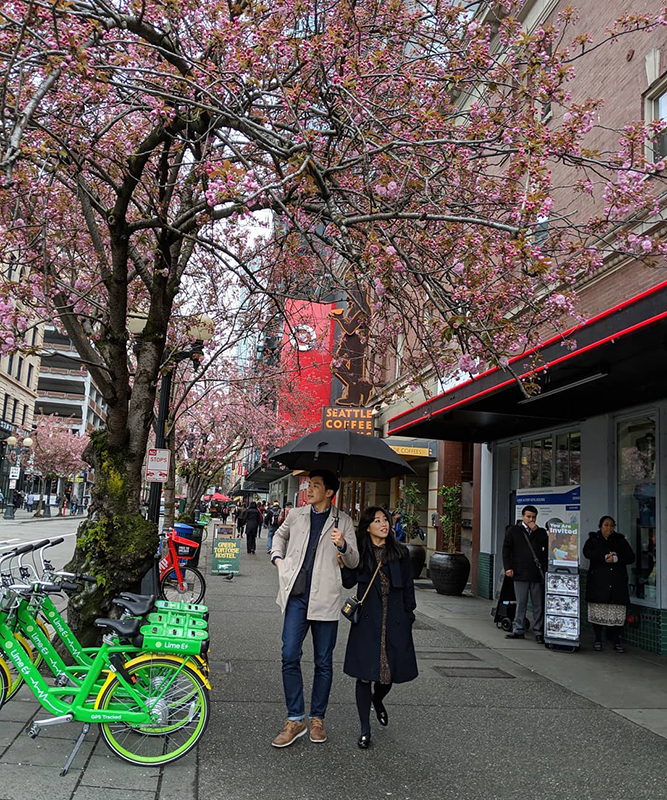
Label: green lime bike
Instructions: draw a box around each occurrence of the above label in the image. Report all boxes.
[0,541,211,775]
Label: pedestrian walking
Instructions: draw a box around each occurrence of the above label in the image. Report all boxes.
[266,501,281,553]
[256,503,264,538]
[270,470,359,748]
[502,505,548,644]
[277,502,293,527]
[341,506,418,749]
[237,504,246,538]
[244,501,261,555]
[26,492,35,512]
[221,505,229,524]
[583,516,635,652]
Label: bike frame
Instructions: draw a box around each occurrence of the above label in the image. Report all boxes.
[0,613,161,723]
[159,531,197,591]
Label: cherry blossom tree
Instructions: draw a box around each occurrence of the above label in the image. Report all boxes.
[30,415,88,516]
[0,0,665,635]
[172,371,311,523]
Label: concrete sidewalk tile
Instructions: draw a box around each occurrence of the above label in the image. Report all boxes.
[158,749,197,800]
[2,732,95,767]
[73,789,157,800]
[0,764,81,800]
[79,754,161,790]
[0,698,39,723]
[0,721,28,747]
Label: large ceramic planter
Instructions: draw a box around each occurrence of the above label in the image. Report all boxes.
[428,551,471,596]
[406,544,426,580]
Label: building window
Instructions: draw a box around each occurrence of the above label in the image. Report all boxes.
[555,431,581,486]
[617,415,657,604]
[31,328,38,347]
[11,398,18,423]
[650,88,667,160]
[519,430,580,488]
[1,394,7,420]
[21,404,27,426]
[27,364,33,389]
[7,354,13,376]
[16,356,23,382]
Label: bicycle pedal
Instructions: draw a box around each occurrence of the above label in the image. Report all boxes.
[55,673,69,687]
[27,723,40,739]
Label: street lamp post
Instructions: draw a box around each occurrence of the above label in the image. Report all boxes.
[2,435,32,520]
[129,313,214,525]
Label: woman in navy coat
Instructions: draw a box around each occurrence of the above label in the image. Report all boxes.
[341,506,418,749]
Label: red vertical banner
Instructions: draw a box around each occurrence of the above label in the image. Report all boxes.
[279,300,335,432]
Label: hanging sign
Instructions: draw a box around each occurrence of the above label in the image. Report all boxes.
[321,406,374,434]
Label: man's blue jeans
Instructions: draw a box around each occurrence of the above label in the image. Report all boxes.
[267,525,278,552]
[282,594,338,721]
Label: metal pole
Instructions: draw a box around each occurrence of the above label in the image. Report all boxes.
[147,367,173,524]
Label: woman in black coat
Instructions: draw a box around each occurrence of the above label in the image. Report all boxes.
[583,516,635,652]
[341,506,418,749]
[243,502,261,555]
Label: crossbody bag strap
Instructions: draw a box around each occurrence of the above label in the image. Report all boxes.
[359,561,383,604]
[520,526,545,581]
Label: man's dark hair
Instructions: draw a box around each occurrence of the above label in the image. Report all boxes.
[285,502,293,508]
[521,505,538,516]
[309,469,340,496]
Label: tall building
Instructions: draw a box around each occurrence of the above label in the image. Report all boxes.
[35,326,106,435]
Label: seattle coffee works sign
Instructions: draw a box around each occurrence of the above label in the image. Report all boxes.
[321,406,374,435]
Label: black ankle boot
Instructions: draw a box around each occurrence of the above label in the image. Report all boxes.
[357,732,371,749]
[372,697,388,726]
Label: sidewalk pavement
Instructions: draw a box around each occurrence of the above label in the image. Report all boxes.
[0,509,87,524]
[2,534,667,800]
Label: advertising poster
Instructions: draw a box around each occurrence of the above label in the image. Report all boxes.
[212,537,241,575]
[516,486,581,567]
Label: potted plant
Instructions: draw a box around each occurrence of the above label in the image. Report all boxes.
[398,481,426,580]
[428,483,471,596]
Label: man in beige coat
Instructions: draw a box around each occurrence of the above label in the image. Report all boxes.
[270,469,359,748]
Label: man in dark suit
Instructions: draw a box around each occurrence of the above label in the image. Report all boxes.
[502,505,548,644]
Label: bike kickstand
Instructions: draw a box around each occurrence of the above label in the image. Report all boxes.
[60,723,90,777]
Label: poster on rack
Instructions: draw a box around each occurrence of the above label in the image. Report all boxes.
[516,486,580,568]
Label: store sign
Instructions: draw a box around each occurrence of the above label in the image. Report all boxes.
[389,445,431,458]
[9,466,20,480]
[321,406,374,434]
[146,448,170,482]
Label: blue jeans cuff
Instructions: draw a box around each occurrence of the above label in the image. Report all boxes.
[288,715,305,722]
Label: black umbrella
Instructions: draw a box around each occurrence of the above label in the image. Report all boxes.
[271,430,415,523]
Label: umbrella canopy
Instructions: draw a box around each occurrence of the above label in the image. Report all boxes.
[202,495,211,501]
[211,492,229,501]
[270,430,415,480]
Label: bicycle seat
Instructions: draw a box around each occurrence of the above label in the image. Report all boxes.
[112,596,154,617]
[119,591,155,605]
[93,617,142,638]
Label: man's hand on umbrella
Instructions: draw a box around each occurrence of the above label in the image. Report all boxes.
[331,527,345,549]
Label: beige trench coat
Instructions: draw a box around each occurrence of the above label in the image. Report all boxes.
[271,505,359,621]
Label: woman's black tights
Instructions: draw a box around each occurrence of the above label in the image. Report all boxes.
[593,624,621,644]
[355,680,393,735]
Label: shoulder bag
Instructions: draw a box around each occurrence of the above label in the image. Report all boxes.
[520,526,546,582]
[341,561,383,624]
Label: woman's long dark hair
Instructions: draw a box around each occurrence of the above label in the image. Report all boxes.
[356,506,407,574]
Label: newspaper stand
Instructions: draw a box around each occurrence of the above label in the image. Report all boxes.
[544,522,581,652]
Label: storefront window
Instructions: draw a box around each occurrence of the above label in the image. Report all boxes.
[519,431,579,489]
[617,416,658,603]
[555,431,580,486]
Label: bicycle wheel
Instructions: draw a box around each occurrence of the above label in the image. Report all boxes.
[4,634,35,701]
[98,656,209,766]
[0,658,8,708]
[160,566,206,604]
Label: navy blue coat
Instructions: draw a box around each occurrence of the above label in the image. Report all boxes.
[341,551,418,684]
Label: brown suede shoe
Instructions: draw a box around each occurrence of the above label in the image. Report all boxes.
[309,716,327,743]
[271,720,307,748]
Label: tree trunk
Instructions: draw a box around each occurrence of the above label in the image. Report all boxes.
[65,430,158,646]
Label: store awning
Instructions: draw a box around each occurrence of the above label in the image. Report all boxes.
[387,280,667,443]
[244,461,292,485]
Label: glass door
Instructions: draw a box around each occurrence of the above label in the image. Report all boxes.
[617,415,658,604]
